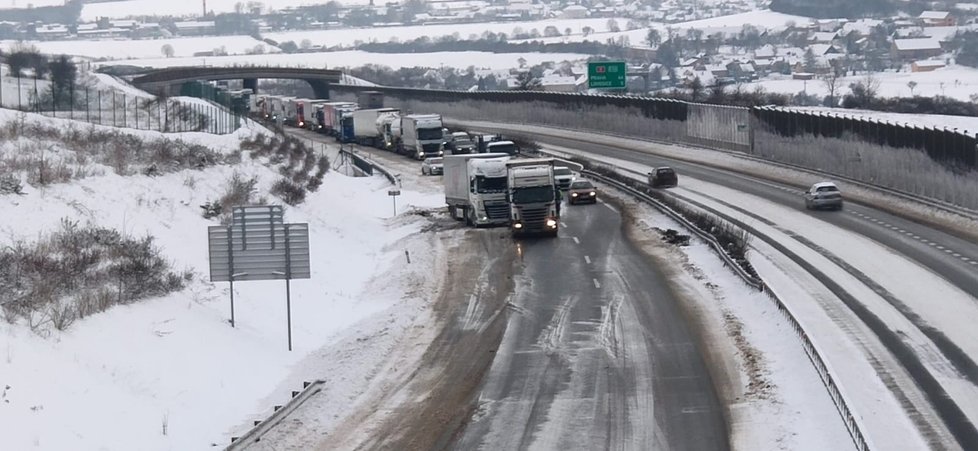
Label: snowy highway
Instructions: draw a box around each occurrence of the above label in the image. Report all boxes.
[457,121,978,450]
[285,130,730,449]
[454,192,727,450]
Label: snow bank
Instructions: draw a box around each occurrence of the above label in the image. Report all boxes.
[0,108,446,450]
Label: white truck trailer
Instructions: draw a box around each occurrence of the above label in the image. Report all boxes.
[507,159,559,236]
[352,108,399,147]
[396,114,445,160]
[444,153,512,227]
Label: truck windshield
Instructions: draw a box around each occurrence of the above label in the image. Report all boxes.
[488,144,517,155]
[418,128,443,140]
[476,176,507,193]
[512,186,554,203]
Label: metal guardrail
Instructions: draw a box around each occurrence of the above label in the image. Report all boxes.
[338,146,398,186]
[587,168,871,451]
[584,171,764,291]
[225,379,325,450]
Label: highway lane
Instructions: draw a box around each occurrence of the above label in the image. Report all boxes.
[454,197,728,450]
[458,124,978,299]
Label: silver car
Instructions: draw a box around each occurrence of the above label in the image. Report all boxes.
[421,157,444,176]
[804,182,844,210]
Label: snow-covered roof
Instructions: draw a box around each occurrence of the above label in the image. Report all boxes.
[811,31,837,42]
[893,38,942,51]
[809,44,837,55]
[841,19,883,35]
[919,11,951,20]
[563,5,587,11]
[913,59,946,67]
[754,45,776,58]
[540,75,577,86]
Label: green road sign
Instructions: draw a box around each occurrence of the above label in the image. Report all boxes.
[588,61,626,89]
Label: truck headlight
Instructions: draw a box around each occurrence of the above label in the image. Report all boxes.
[513,222,523,229]
[546,218,557,228]
[419,152,425,158]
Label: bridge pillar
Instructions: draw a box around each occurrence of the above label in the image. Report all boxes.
[243,78,258,94]
[307,80,331,100]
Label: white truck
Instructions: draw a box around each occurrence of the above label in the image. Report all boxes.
[396,114,445,160]
[507,159,559,237]
[352,108,399,147]
[444,153,512,227]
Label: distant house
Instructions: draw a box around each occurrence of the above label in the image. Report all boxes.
[919,11,955,27]
[174,20,216,36]
[810,31,837,44]
[35,24,70,40]
[561,5,589,19]
[891,38,944,60]
[540,75,578,92]
[911,59,946,72]
[808,44,841,56]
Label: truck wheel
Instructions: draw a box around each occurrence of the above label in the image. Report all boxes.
[466,208,475,227]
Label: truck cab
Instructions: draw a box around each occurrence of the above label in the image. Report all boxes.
[398,114,445,160]
[486,140,520,156]
[507,159,559,237]
[443,153,511,227]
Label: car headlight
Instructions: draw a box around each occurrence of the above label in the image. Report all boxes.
[590,191,596,196]
[571,193,578,197]
[546,218,557,228]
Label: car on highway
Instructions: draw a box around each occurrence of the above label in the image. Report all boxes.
[554,166,574,190]
[567,180,598,204]
[421,157,444,176]
[804,181,844,210]
[648,167,678,188]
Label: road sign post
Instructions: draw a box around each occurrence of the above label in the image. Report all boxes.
[588,61,627,90]
[208,206,311,351]
[388,189,401,216]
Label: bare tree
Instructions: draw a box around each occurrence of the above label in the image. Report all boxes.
[161,44,175,58]
[607,19,620,33]
[907,81,918,96]
[822,72,842,106]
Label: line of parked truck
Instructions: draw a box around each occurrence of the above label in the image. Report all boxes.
[249,91,523,163]
[248,91,587,237]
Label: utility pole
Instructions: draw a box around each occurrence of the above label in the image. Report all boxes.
[203,0,207,16]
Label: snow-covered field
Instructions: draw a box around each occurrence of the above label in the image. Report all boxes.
[1,35,279,60]
[78,0,377,20]
[674,9,809,29]
[99,49,591,70]
[739,65,978,104]
[0,108,447,450]
[264,17,630,48]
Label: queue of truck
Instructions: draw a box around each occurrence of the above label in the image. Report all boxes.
[250,91,587,238]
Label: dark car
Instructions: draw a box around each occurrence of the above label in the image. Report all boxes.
[648,167,678,188]
[568,180,597,204]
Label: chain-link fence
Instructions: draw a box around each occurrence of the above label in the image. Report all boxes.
[0,74,242,134]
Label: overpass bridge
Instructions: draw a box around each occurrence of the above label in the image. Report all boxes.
[131,67,344,98]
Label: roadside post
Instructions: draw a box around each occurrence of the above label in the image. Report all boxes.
[388,188,401,216]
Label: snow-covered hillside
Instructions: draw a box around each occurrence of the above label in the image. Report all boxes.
[0,109,446,450]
